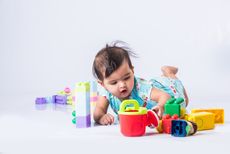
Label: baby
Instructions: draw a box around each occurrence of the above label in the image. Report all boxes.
[92,42,188,125]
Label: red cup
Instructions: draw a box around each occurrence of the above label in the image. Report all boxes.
[118,100,159,137]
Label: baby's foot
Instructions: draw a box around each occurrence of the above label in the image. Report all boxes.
[161,66,178,79]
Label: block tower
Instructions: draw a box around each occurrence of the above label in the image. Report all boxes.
[90,80,98,121]
[75,82,91,128]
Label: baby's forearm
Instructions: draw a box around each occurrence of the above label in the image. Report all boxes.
[93,108,106,124]
[157,93,171,107]
[151,87,171,107]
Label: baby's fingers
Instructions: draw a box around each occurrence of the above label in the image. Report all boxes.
[101,114,114,125]
[152,106,163,119]
[105,113,114,124]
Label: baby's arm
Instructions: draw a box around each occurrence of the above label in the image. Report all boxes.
[93,96,114,125]
[150,88,171,119]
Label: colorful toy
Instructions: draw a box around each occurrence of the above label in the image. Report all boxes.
[164,97,185,117]
[35,97,47,104]
[36,87,74,105]
[118,99,159,137]
[90,81,98,120]
[156,120,163,133]
[180,107,186,118]
[187,112,215,131]
[52,95,67,104]
[90,80,98,94]
[162,114,179,134]
[171,120,197,137]
[72,110,76,124]
[75,82,91,128]
[64,87,71,93]
[57,87,74,105]
[191,108,224,124]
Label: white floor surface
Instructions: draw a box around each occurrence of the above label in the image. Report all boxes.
[0,95,229,154]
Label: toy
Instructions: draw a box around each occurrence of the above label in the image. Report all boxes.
[90,81,98,120]
[35,97,47,104]
[35,87,74,105]
[57,87,74,105]
[52,95,67,104]
[118,99,159,137]
[180,107,186,118]
[156,120,163,133]
[191,108,224,124]
[75,82,91,128]
[64,87,71,93]
[187,112,215,131]
[164,97,185,117]
[162,114,179,134]
[171,120,197,137]
[72,110,76,124]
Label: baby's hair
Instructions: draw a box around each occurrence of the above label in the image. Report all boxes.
[92,41,137,81]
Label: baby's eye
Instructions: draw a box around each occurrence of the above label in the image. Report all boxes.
[110,81,117,85]
[124,76,130,80]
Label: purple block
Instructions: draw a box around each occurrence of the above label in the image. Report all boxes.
[76,114,91,128]
[52,95,56,103]
[56,95,67,104]
[52,95,67,104]
[35,97,47,104]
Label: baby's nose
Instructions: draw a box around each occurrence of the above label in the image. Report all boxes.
[119,81,126,88]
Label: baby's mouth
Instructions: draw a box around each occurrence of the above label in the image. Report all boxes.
[120,89,127,94]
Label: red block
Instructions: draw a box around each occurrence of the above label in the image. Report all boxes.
[162,114,179,134]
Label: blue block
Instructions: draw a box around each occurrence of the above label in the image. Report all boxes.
[171,120,188,137]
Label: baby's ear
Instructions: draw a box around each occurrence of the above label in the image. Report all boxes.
[97,80,104,87]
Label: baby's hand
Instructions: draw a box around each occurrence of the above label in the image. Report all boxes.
[152,105,164,119]
[99,113,114,125]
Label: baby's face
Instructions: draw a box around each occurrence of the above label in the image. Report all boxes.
[101,60,134,100]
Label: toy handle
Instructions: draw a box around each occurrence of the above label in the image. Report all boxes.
[119,99,139,112]
[146,110,159,128]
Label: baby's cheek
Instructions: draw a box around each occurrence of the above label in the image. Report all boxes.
[129,80,135,90]
[111,90,119,97]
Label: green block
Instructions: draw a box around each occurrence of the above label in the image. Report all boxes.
[164,97,184,117]
[72,110,76,117]
[72,118,76,124]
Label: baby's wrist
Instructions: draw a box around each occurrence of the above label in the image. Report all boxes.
[157,103,164,108]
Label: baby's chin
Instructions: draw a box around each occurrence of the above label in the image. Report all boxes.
[117,92,131,100]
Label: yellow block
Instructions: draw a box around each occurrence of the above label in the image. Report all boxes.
[188,112,215,131]
[182,113,189,120]
[191,108,224,124]
[180,107,186,118]
[90,102,96,114]
[156,120,163,133]
[90,92,98,97]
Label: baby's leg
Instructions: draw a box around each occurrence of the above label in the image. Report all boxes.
[183,88,189,107]
[161,66,189,106]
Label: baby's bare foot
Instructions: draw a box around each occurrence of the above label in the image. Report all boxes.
[161,66,178,79]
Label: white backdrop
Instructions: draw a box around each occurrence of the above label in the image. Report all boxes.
[0,0,230,104]
[1,1,230,154]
